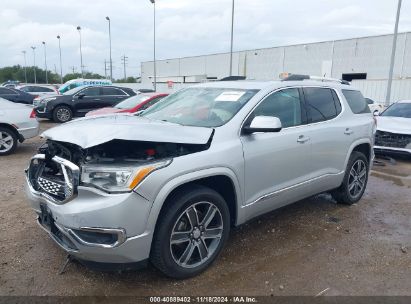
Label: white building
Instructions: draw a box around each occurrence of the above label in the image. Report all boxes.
[139,32,411,103]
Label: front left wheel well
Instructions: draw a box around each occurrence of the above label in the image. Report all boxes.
[157,175,238,227]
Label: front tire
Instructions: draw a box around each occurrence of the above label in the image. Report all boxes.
[151,185,230,279]
[53,105,73,123]
[332,151,369,205]
[0,127,18,156]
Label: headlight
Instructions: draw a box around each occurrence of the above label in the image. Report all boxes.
[81,160,171,193]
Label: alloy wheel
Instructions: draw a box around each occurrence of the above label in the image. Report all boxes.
[348,159,367,198]
[170,202,224,269]
[0,131,14,153]
[56,108,71,122]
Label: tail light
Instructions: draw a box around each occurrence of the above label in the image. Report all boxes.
[30,109,36,118]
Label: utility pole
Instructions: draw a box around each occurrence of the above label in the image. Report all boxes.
[42,42,48,84]
[149,0,157,91]
[54,64,57,75]
[106,16,113,81]
[121,55,128,81]
[229,0,235,76]
[70,66,76,74]
[104,60,108,79]
[57,35,63,84]
[22,51,27,83]
[31,46,37,84]
[385,0,402,106]
[77,26,84,78]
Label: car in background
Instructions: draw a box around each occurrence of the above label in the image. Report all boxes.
[17,85,59,99]
[58,78,112,94]
[86,93,168,117]
[0,87,35,104]
[0,98,39,155]
[365,98,385,114]
[374,100,411,156]
[35,85,136,123]
[1,81,20,89]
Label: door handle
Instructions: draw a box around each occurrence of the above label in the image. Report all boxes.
[93,98,101,101]
[297,135,310,143]
[344,128,354,135]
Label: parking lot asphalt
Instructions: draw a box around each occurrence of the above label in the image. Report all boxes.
[0,120,410,296]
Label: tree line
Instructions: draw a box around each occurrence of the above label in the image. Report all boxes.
[0,65,138,84]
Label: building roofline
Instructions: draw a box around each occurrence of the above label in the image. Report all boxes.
[142,31,411,64]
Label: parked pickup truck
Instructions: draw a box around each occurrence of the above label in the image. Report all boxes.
[25,76,375,278]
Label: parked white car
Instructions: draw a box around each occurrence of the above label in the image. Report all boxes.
[365,98,385,114]
[17,85,59,99]
[375,100,411,156]
[0,98,40,155]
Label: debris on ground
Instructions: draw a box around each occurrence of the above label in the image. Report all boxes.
[315,287,330,296]
[401,246,407,254]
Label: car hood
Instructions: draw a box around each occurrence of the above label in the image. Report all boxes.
[376,116,411,135]
[42,114,214,148]
[86,107,124,116]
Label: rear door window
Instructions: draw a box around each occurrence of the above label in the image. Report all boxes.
[342,90,370,114]
[102,87,126,96]
[303,87,340,123]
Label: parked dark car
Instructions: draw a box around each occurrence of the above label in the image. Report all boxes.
[0,87,35,104]
[34,85,137,123]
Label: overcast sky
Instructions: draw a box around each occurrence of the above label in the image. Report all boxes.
[1,0,410,79]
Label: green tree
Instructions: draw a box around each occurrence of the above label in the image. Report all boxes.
[0,65,61,84]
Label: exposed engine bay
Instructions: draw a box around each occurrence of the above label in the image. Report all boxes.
[39,139,211,167]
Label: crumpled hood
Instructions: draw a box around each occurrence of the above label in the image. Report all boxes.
[42,114,214,148]
[376,116,411,135]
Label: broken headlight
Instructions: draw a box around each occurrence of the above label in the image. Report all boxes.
[81,160,171,193]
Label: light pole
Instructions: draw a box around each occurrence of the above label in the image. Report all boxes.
[149,0,157,91]
[385,0,402,106]
[229,0,235,76]
[77,26,84,78]
[22,51,27,83]
[57,35,63,84]
[31,46,37,84]
[106,16,113,82]
[42,41,48,84]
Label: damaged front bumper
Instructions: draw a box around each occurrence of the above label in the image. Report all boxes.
[25,156,154,266]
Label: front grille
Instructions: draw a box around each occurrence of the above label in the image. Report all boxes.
[27,154,79,204]
[375,130,411,149]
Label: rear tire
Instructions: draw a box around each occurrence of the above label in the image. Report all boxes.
[53,105,73,123]
[0,127,18,156]
[331,151,369,205]
[150,185,230,279]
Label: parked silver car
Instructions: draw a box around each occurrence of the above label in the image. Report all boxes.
[25,78,374,278]
[0,98,39,155]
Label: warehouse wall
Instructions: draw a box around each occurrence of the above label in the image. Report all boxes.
[141,32,411,83]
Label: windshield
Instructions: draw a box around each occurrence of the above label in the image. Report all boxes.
[115,95,150,109]
[141,87,259,127]
[381,103,411,119]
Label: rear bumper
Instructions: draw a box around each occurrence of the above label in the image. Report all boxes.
[17,123,40,141]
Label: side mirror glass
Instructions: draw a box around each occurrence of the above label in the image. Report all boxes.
[77,93,85,99]
[373,109,380,116]
[243,116,282,134]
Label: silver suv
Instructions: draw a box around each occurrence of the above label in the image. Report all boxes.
[26,77,375,278]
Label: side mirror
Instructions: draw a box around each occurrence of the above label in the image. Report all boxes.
[243,116,282,134]
[373,109,380,116]
[134,110,145,116]
[77,93,85,99]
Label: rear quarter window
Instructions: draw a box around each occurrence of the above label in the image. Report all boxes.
[342,90,370,114]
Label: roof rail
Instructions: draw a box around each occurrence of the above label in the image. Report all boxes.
[219,76,246,81]
[282,74,350,85]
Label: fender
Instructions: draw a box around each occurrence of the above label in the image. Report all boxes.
[142,167,243,236]
[343,138,373,169]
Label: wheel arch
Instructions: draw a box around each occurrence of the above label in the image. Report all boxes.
[344,139,373,169]
[145,168,242,237]
[0,123,21,141]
